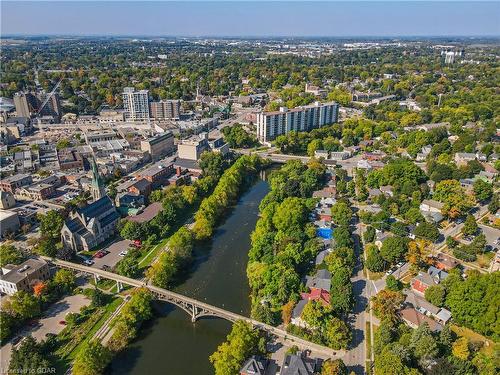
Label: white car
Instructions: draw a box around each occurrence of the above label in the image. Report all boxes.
[119,250,129,257]
[84,259,94,266]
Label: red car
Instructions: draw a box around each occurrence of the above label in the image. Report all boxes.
[58,320,67,325]
[93,250,106,258]
[133,240,142,248]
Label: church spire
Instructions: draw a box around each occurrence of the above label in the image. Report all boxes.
[90,158,106,201]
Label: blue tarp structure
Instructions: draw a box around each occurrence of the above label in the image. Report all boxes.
[316,227,333,239]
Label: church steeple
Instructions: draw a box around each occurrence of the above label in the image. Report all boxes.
[90,158,106,201]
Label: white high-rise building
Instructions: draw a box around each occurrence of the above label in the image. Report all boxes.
[122,87,150,121]
[256,101,339,143]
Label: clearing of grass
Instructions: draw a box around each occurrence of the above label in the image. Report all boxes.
[451,324,496,356]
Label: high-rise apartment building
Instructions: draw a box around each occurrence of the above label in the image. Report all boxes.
[256,101,339,143]
[13,92,39,117]
[39,93,62,119]
[122,87,150,121]
[150,100,181,120]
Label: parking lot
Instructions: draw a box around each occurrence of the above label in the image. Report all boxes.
[0,294,90,370]
[90,239,132,270]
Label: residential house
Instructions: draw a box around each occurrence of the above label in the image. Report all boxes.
[375,231,392,249]
[305,269,332,291]
[0,210,20,238]
[419,199,444,223]
[399,307,443,333]
[405,291,452,325]
[454,152,477,166]
[411,266,448,294]
[379,185,394,197]
[240,356,271,375]
[279,352,323,375]
[434,253,459,271]
[314,150,329,159]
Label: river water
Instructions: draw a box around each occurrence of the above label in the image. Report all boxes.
[110,175,270,374]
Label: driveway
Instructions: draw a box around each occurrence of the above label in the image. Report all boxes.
[91,239,132,270]
[0,294,90,370]
[479,224,500,251]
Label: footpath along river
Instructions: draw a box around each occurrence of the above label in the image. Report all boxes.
[110,174,270,374]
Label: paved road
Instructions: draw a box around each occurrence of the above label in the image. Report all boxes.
[343,221,368,374]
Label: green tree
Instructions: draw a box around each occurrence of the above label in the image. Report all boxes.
[0,311,14,342]
[73,341,111,375]
[146,251,178,288]
[37,210,64,239]
[6,291,40,320]
[365,244,387,272]
[53,269,76,293]
[8,336,52,375]
[462,214,478,236]
[424,285,446,307]
[473,179,493,202]
[385,275,402,291]
[330,201,353,226]
[371,289,404,322]
[35,238,57,257]
[321,359,348,375]
[209,321,264,375]
[0,244,24,267]
[116,254,140,278]
[452,337,470,361]
[380,236,408,264]
[414,221,440,242]
[323,317,352,350]
[410,323,439,360]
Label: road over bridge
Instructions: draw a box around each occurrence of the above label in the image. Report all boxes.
[44,257,343,358]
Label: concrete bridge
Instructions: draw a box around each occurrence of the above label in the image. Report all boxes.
[45,257,342,358]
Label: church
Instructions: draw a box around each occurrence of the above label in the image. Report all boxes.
[61,159,120,252]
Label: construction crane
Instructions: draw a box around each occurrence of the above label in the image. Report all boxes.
[36,77,63,116]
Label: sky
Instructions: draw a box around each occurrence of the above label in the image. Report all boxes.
[2,1,499,37]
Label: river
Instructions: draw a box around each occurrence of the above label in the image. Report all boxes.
[110,174,270,374]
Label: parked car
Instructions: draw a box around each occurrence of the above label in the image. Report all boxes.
[84,259,94,266]
[119,250,129,257]
[58,320,67,325]
[94,250,106,258]
[102,265,111,271]
[11,336,21,345]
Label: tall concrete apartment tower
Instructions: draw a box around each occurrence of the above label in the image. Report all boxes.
[150,100,181,120]
[122,87,150,121]
[13,92,39,117]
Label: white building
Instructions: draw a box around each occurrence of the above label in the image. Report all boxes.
[256,101,339,143]
[123,87,150,121]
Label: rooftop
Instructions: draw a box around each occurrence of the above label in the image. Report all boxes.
[0,258,47,284]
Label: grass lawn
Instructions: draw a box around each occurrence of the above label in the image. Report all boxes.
[476,252,494,269]
[138,237,169,269]
[366,268,384,281]
[451,324,496,356]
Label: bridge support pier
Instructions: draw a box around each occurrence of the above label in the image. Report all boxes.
[116,281,123,292]
[94,274,100,284]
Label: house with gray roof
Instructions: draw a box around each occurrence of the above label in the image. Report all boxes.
[305,269,331,291]
[279,352,323,375]
[240,356,271,375]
